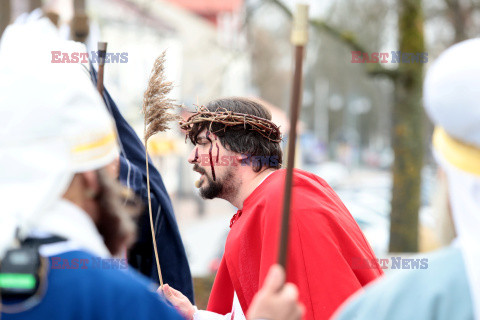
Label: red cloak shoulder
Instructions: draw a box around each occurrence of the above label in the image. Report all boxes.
[207,169,383,320]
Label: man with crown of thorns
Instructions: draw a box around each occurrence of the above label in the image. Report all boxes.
[162,97,383,320]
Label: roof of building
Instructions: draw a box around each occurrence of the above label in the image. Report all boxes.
[165,0,243,14]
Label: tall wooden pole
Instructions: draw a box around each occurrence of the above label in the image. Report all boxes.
[71,0,89,43]
[97,42,107,96]
[278,4,309,269]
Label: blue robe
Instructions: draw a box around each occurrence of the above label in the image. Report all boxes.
[89,66,194,303]
[2,250,183,320]
[334,245,474,320]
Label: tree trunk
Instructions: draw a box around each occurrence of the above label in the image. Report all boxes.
[0,0,11,38]
[388,0,425,252]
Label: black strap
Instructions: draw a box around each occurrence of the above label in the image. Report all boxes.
[22,235,68,247]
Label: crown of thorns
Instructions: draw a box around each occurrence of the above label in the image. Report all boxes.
[179,107,282,143]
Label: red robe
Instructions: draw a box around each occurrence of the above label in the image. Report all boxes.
[207,169,383,320]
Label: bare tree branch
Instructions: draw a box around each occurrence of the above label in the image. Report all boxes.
[366,64,399,78]
[267,0,398,79]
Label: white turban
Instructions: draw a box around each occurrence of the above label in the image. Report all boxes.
[424,38,480,319]
[0,17,118,257]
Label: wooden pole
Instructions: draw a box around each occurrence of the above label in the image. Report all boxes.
[71,0,89,43]
[278,4,309,269]
[97,42,107,96]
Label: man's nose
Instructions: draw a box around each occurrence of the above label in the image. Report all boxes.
[188,146,199,164]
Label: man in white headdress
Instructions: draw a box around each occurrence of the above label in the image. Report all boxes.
[333,38,480,319]
[0,18,182,320]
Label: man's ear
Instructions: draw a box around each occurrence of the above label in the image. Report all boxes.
[235,153,249,162]
[235,153,251,167]
[81,170,100,198]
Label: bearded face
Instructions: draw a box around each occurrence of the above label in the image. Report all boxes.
[193,163,236,200]
[94,169,142,256]
[189,129,240,201]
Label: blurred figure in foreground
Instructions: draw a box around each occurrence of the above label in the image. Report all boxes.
[0,19,182,320]
[334,39,480,320]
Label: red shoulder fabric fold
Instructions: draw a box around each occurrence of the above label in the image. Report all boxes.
[207,169,383,320]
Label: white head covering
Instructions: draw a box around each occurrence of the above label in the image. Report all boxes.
[0,17,118,257]
[424,38,480,319]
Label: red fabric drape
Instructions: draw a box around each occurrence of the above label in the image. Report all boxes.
[207,169,383,320]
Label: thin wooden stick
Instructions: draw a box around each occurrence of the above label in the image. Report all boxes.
[145,138,164,287]
[278,4,309,269]
[97,42,107,96]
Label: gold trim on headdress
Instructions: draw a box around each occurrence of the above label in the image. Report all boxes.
[70,130,118,167]
[433,127,480,176]
[72,132,116,153]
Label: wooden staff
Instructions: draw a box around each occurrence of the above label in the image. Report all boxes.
[278,4,309,269]
[71,0,89,43]
[97,42,107,96]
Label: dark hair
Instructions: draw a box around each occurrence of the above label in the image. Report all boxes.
[188,97,283,172]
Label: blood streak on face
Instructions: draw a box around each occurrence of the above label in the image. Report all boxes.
[214,136,219,163]
[205,130,216,181]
